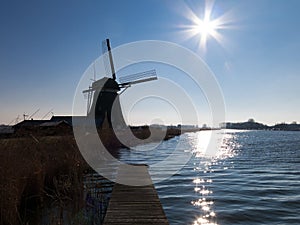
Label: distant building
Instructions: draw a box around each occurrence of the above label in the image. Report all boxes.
[12,115,98,135]
[0,125,14,134]
[39,120,72,135]
[13,120,48,129]
[50,116,87,127]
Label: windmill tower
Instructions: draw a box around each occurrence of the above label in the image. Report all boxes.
[83,39,157,129]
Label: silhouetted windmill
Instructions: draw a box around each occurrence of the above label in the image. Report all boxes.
[8,115,20,125]
[41,108,54,120]
[83,39,157,129]
[22,109,39,121]
[28,108,40,120]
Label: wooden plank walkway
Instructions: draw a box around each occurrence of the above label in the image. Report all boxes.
[103,164,169,225]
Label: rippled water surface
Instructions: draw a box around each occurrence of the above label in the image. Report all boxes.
[118,130,300,225]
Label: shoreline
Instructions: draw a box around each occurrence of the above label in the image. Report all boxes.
[0,126,199,225]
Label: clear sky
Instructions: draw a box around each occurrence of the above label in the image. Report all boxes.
[0,0,299,126]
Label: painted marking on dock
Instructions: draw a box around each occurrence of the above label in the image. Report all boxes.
[103,164,169,225]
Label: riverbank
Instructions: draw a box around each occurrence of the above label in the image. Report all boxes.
[0,126,192,225]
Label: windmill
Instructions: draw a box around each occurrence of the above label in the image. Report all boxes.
[82,39,157,129]
[41,108,54,120]
[8,115,20,125]
[28,108,40,120]
[22,109,40,121]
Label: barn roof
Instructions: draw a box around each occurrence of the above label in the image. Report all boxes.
[13,120,49,128]
[50,116,87,126]
[13,116,89,128]
[39,120,70,127]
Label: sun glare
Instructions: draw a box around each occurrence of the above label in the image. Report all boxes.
[195,16,218,48]
[196,19,216,38]
[178,0,234,52]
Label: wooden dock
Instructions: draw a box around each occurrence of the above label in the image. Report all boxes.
[103,164,169,225]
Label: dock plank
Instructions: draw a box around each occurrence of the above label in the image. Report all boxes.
[103,164,169,225]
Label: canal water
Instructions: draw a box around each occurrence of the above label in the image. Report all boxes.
[118,130,300,225]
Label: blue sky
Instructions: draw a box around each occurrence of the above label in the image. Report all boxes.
[0,0,299,125]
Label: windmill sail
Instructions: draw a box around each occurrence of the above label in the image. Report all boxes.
[119,69,157,86]
[102,40,111,78]
[82,39,157,129]
[102,39,116,80]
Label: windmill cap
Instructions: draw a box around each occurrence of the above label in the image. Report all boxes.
[92,77,120,91]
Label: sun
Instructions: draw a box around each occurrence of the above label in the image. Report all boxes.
[178,0,234,52]
[196,19,216,38]
[194,16,218,47]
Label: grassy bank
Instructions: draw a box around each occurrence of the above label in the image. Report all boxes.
[0,126,191,225]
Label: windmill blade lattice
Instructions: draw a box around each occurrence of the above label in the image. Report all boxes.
[119,69,157,85]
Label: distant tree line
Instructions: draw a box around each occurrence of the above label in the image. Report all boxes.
[221,119,300,131]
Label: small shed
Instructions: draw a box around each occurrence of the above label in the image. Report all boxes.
[39,120,72,135]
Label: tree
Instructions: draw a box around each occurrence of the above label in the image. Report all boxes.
[248,118,255,123]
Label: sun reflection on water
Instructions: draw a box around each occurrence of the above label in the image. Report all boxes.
[194,217,218,225]
[191,176,216,225]
[190,130,241,225]
[192,130,239,160]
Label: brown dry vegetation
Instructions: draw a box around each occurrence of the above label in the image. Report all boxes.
[0,135,87,225]
[0,126,190,225]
